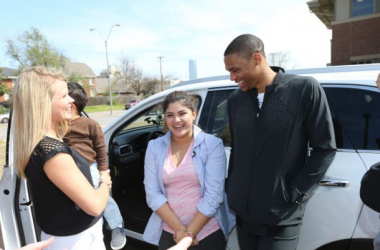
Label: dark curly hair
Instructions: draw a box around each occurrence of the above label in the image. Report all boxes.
[67,82,88,113]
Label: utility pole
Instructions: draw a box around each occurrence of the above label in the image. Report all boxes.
[90,24,120,115]
[157,56,165,91]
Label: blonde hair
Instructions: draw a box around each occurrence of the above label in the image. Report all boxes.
[13,66,68,178]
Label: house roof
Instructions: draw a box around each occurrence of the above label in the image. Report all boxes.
[63,62,96,78]
[1,67,18,78]
[96,77,133,94]
[307,0,334,29]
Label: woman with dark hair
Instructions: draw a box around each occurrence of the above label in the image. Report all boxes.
[143,90,235,250]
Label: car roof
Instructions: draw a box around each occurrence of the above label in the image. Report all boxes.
[172,63,380,90]
[138,63,380,108]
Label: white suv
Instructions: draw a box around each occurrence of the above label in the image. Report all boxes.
[1,63,380,250]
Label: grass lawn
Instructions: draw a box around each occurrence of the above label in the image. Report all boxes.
[84,104,125,113]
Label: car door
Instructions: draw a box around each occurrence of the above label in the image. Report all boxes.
[322,85,380,248]
[0,111,39,250]
[295,84,377,250]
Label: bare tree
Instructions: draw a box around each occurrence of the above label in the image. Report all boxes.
[267,51,293,69]
[118,57,143,95]
[141,78,160,97]
[117,56,160,97]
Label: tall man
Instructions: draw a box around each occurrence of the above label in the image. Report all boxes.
[224,34,336,250]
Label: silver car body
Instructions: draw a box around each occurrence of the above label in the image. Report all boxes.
[1,63,380,249]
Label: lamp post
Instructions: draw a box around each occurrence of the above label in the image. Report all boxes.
[90,24,120,115]
[157,56,165,91]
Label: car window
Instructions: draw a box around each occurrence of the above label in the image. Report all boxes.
[122,103,164,132]
[324,86,380,150]
[326,102,354,150]
[198,87,373,150]
[122,95,201,132]
[198,89,234,146]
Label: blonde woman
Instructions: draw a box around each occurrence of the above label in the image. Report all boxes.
[13,66,111,250]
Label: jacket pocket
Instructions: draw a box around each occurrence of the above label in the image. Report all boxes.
[281,177,291,203]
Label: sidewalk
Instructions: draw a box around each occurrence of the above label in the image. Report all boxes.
[87,109,125,118]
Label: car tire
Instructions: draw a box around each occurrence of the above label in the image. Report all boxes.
[2,118,8,123]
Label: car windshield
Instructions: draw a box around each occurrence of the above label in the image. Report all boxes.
[122,104,163,132]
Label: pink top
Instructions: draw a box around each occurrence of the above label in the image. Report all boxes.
[162,141,220,241]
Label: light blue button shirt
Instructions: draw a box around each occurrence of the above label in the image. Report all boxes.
[143,126,236,245]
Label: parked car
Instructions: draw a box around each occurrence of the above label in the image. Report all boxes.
[0,112,9,123]
[125,99,141,110]
[1,64,380,250]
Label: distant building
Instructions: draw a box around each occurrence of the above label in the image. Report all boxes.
[96,77,133,96]
[0,67,18,102]
[97,65,132,96]
[99,65,123,79]
[63,61,97,97]
[189,60,197,80]
[308,0,380,65]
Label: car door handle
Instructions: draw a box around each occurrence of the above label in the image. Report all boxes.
[319,180,349,187]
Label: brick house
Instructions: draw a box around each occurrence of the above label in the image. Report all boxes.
[0,67,18,103]
[63,62,97,97]
[308,0,380,65]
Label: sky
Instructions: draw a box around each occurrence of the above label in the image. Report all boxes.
[0,0,332,80]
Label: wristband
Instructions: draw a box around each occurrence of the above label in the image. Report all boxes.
[99,181,110,188]
[184,230,195,239]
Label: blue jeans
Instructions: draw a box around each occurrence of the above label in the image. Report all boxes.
[90,162,124,230]
[375,231,380,250]
[374,215,380,250]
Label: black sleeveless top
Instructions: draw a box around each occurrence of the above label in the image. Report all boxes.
[25,136,101,236]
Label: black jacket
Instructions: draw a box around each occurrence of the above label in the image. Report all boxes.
[226,70,336,229]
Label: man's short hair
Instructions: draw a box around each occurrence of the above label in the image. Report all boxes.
[224,34,266,60]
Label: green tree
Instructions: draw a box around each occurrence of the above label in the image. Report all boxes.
[0,67,11,97]
[6,27,67,70]
[67,72,84,85]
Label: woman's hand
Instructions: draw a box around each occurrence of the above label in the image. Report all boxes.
[173,230,199,246]
[99,169,112,188]
[191,238,199,246]
[173,230,186,243]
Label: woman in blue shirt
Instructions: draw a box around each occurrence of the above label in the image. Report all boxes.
[143,91,235,250]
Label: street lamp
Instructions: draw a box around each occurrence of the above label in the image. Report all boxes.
[90,24,120,115]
